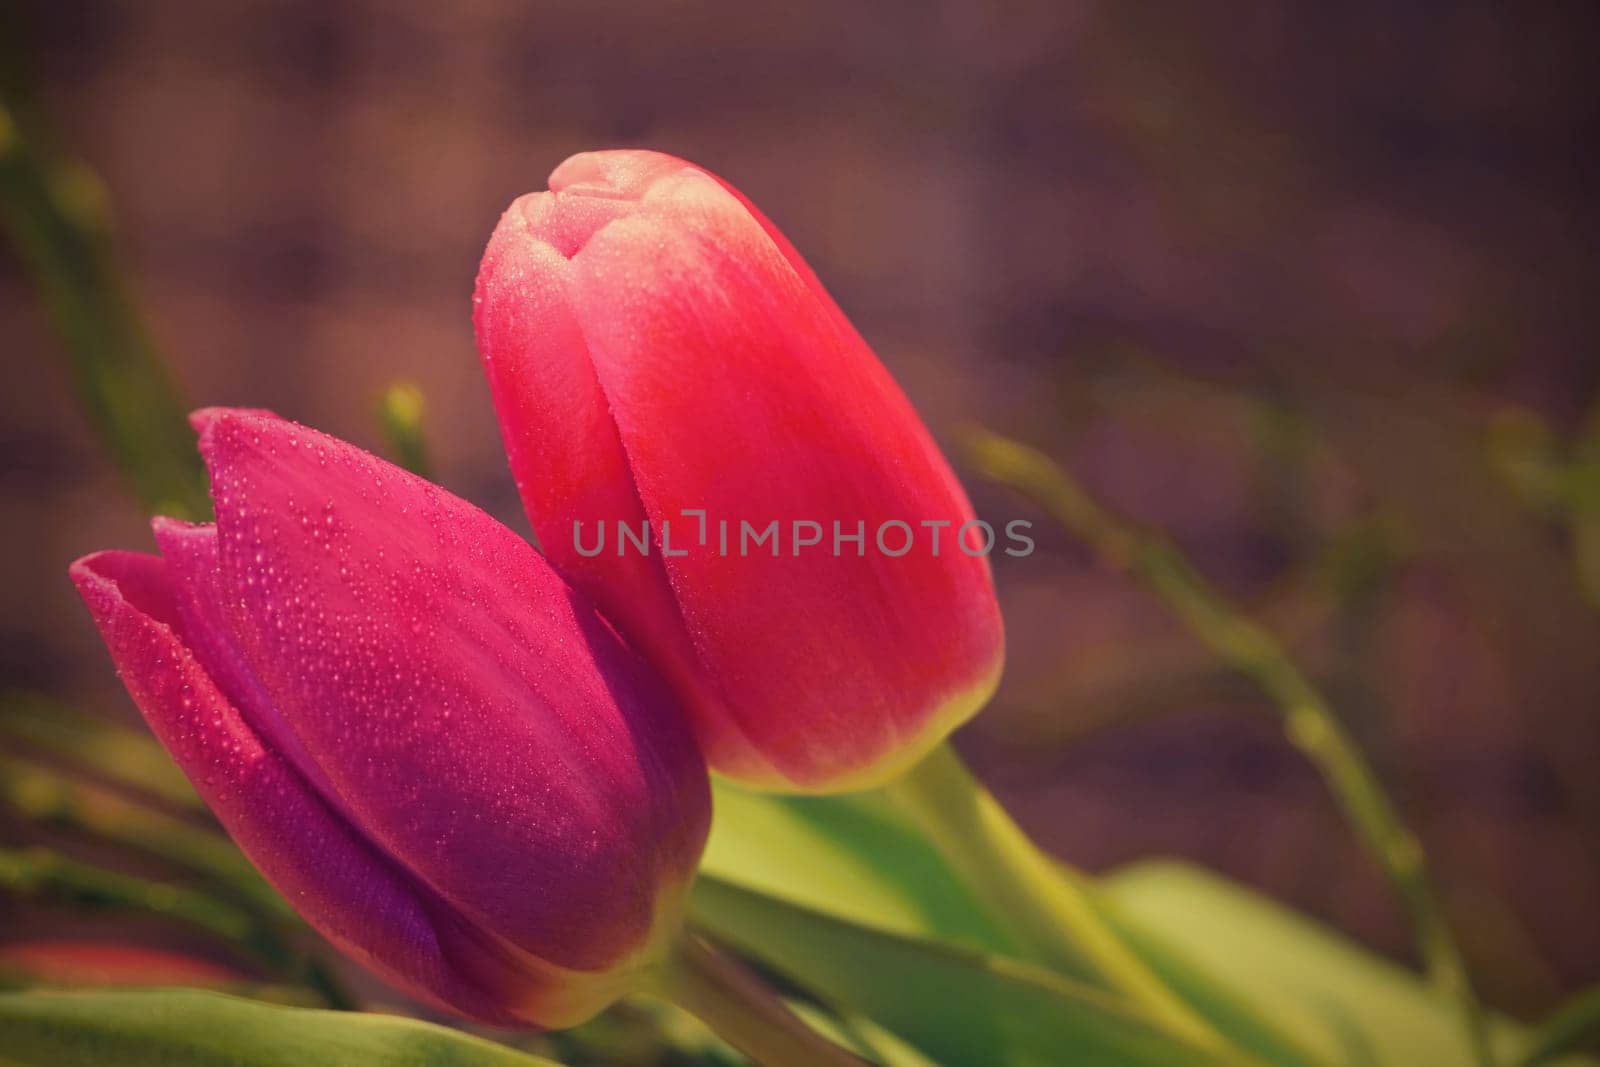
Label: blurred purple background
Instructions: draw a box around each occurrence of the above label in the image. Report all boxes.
[3,1,1597,1014]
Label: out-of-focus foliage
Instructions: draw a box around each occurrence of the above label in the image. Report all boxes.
[378,381,434,480]
[966,428,1490,1060]
[0,989,563,1067]
[0,67,206,519]
[5,5,1600,1063]
[1487,406,1600,608]
[692,876,1232,1067]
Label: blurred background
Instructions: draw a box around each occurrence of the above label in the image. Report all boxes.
[2,0,1597,1022]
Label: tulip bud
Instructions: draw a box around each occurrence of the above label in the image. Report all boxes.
[69,409,709,1028]
[474,150,1004,792]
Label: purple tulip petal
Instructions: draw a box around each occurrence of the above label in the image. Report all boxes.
[189,408,706,973]
[69,550,606,1025]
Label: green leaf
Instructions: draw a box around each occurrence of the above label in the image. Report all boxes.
[1100,862,1573,1066]
[0,691,199,809]
[0,848,257,949]
[1517,985,1600,1067]
[0,756,279,914]
[1089,899,1332,1067]
[377,382,433,480]
[785,1001,941,1067]
[689,874,1235,1066]
[702,781,1012,951]
[704,784,1328,1064]
[0,88,209,519]
[0,989,560,1066]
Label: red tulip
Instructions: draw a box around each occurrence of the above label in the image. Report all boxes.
[0,943,243,989]
[474,150,1005,792]
[69,409,709,1028]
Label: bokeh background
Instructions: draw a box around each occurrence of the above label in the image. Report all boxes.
[3,0,1597,1020]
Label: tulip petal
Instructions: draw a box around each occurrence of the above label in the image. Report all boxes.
[149,517,353,818]
[189,408,707,972]
[477,151,1004,790]
[473,190,718,775]
[68,551,583,1025]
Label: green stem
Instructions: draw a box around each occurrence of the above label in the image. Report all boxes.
[0,846,256,951]
[653,935,866,1067]
[377,382,433,480]
[0,91,207,519]
[966,427,1494,1067]
[1518,984,1600,1067]
[883,744,1228,1056]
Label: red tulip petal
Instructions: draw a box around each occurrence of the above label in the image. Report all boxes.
[0,942,243,988]
[473,185,721,781]
[477,151,1004,790]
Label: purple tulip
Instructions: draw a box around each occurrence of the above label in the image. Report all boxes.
[69,408,710,1027]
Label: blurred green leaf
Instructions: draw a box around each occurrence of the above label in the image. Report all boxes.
[0,846,262,952]
[690,875,1236,1066]
[1100,862,1586,1067]
[0,691,199,810]
[1569,400,1600,608]
[1518,986,1600,1067]
[786,1000,940,1067]
[377,382,433,480]
[0,755,285,918]
[967,427,1492,1065]
[1086,891,1329,1065]
[0,98,207,518]
[0,698,295,935]
[704,783,1328,1065]
[0,989,558,1066]
[1487,409,1568,516]
[538,997,742,1067]
[701,782,1012,951]
[0,843,353,1007]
